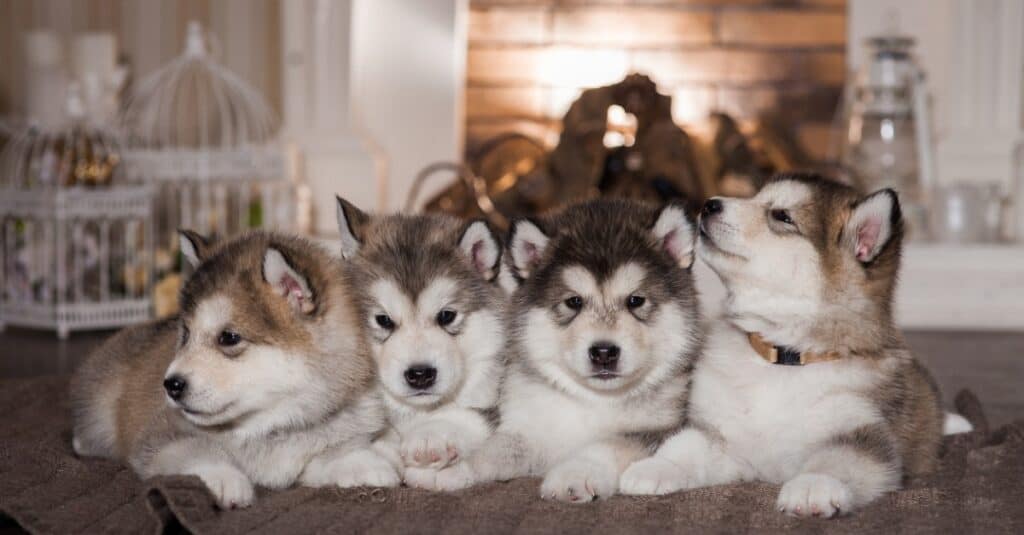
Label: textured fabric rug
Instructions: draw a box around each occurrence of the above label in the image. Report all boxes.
[1,377,1021,534]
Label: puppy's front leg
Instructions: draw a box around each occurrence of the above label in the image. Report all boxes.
[541,437,646,503]
[400,407,491,470]
[777,424,901,518]
[372,427,405,478]
[140,437,254,509]
[301,438,401,489]
[620,427,743,495]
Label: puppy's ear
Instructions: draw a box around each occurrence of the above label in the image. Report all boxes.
[263,248,315,314]
[651,203,696,268]
[335,196,370,260]
[507,219,550,280]
[459,220,501,281]
[845,189,902,263]
[178,229,212,269]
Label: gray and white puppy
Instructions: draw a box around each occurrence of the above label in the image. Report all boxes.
[335,198,506,484]
[620,175,945,518]
[71,231,395,509]
[419,199,702,502]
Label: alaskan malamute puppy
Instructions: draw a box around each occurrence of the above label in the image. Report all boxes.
[620,174,944,518]
[71,231,395,509]
[334,198,506,486]
[420,199,702,502]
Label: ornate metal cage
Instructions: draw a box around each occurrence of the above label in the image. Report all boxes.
[118,22,294,316]
[0,122,154,338]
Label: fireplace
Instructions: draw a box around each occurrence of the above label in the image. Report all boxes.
[435,0,847,220]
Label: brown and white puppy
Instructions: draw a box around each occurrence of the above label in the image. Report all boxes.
[620,174,944,518]
[334,198,505,486]
[418,199,702,502]
[70,231,395,509]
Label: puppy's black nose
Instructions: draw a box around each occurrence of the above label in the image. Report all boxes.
[163,375,187,401]
[702,198,723,217]
[404,365,437,390]
[589,343,621,370]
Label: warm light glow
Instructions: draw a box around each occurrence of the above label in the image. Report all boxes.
[548,87,583,118]
[603,131,626,148]
[670,87,713,125]
[539,46,629,87]
[605,104,637,147]
[493,171,519,194]
[607,104,626,126]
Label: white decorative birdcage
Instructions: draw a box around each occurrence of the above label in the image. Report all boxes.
[119,21,293,292]
[0,120,155,339]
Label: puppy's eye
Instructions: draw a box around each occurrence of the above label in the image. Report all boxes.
[564,296,583,310]
[180,325,190,346]
[436,309,457,327]
[375,314,395,330]
[771,209,794,225]
[626,295,646,309]
[217,330,241,347]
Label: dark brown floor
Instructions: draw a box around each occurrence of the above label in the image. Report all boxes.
[1,326,1022,426]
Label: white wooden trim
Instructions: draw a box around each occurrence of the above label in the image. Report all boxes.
[896,244,1024,330]
[279,0,379,233]
[934,0,1024,237]
[695,244,1024,332]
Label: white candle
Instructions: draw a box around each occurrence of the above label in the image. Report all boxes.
[72,33,117,82]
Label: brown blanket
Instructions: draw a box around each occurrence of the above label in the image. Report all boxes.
[1,377,1021,534]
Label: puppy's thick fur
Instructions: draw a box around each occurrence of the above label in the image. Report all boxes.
[422,199,703,502]
[70,231,393,508]
[336,198,506,486]
[620,175,944,518]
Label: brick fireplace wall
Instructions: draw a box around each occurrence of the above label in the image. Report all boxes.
[465,0,846,160]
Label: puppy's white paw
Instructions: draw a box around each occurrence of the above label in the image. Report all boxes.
[541,458,618,503]
[776,473,853,518]
[400,423,466,469]
[318,449,401,488]
[192,464,254,510]
[405,462,476,491]
[619,457,695,495]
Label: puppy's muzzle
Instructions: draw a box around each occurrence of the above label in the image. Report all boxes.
[702,198,724,218]
[589,342,621,372]
[699,198,725,238]
[404,365,437,390]
[163,375,188,401]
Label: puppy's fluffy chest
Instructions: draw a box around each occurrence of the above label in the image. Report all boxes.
[384,395,461,435]
[216,389,383,488]
[690,321,886,481]
[501,366,684,466]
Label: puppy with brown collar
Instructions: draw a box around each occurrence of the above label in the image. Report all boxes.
[620,174,944,517]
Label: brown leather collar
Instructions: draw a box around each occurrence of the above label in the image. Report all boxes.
[747,333,842,366]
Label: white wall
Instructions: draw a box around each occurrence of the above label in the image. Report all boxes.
[352,0,467,212]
